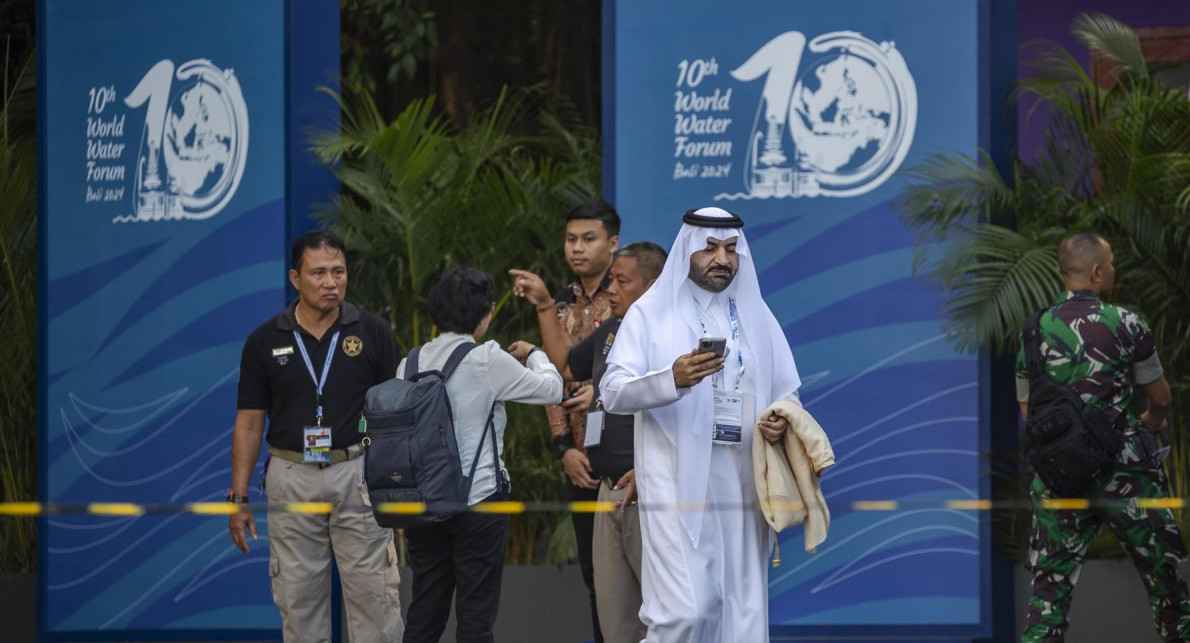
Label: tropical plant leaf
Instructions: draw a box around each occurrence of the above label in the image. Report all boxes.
[309,83,601,563]
[0,44,36,572]
[933,225,1063,353]
[895,150,1014,233]
[897,12,1190,554]
[1071,12,1147,77]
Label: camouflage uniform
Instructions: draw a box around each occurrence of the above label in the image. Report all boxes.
[1016,290,1190,642]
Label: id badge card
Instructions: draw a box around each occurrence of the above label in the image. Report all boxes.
[303,425,332,463]
[712,393,743,446]
[584,411,605,448]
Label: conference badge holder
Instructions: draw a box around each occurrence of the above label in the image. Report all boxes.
[712,393,743,446]
[584,400,605,448]
[304,425,332,463]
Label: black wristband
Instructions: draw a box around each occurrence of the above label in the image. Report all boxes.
[225,493,250,504]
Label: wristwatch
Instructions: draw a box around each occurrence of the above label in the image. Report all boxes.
[225,492,250,504]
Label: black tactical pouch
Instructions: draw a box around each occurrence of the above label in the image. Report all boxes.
[1021,312,1123,498]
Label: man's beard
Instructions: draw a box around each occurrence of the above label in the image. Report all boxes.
[688,262,735,293]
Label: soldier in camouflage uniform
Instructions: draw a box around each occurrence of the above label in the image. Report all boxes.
[1016,232,1190,642]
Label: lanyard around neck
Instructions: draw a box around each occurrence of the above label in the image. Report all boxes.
[293,328,340,426]
[694,296,745,392]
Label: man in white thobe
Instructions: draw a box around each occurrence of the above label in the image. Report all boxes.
[600,207,802,643]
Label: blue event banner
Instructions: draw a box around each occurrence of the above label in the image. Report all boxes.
[608,0,987,633]
[41,0,287,635]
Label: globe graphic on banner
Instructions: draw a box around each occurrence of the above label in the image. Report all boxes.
[163,81,233,198]
[789,52,891,175]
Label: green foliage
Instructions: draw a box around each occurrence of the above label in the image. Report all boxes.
[896,12,1190,559]
[341,0,438,92]
[0,41,36,572]
[310,82,601,563]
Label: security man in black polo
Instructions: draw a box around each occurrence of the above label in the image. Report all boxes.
[510,241,667,643]
[228,230,404,643]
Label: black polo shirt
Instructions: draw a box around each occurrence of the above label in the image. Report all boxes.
[568,317,633,477]
[237,301,401,451]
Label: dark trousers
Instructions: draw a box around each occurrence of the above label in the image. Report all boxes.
[403,492,510,643]
[569,483,603,643]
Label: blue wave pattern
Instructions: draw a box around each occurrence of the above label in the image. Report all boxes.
[41,2,291,632]
[612,0,984,629]
[44,200,286,632]
[751,202,981,625]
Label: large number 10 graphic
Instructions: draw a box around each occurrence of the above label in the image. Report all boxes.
[730,32,805,169]
[722,31,917,199]
[121,58,249,221]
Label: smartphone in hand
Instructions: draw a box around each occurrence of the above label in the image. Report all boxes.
[698,337,727,358]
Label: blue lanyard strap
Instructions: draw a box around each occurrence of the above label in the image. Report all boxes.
[694,297,745,391]
[293,329,340,426]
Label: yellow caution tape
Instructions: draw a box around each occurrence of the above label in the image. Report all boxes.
[946,500,992,511]
[376,502,428,515]
[188,502,240,515]
[1041,498,1091,510]
[852,501,899,511]
[88,503,145,516]
[1138,497,1185,510]
[0,502,40,516]
[568,501,618,514]
[286,502,333,515]
[760,501,806,512]
[472,501,526,514]
[0,497,1185,516]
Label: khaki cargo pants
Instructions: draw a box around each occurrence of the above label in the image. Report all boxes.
[594,480,646,643]
[266,455,403,643]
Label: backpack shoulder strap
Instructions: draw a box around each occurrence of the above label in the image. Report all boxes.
[462,403,504,501]
[439,342,479,380]
[404,346,422,380]
[465,404,499,483]
[1023,311,1046,381]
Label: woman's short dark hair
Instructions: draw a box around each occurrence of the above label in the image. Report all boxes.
[428,267,495,334]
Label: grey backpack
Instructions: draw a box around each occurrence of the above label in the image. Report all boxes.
[361,342,499,528]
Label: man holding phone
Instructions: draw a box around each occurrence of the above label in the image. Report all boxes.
[600,207,803,643]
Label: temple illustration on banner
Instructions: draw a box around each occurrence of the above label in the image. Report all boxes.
[717,31,917,201]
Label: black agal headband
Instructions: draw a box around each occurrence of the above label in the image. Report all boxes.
[682,208,744,228]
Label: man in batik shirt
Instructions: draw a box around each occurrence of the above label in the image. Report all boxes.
[509,201,619,642]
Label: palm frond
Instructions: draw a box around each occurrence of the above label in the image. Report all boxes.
[901,11,1190,552]
[895,150,1014,233]
[0,43,37,572]
[1072,12,1147,78]
[307,83,387,164]
[935,225,1063,354]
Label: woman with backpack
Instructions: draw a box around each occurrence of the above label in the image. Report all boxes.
[398,266,562,643]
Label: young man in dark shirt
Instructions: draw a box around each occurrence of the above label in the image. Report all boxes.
[512,241,667,643]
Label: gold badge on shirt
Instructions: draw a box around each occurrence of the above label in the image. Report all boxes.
[342,335,363,357]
